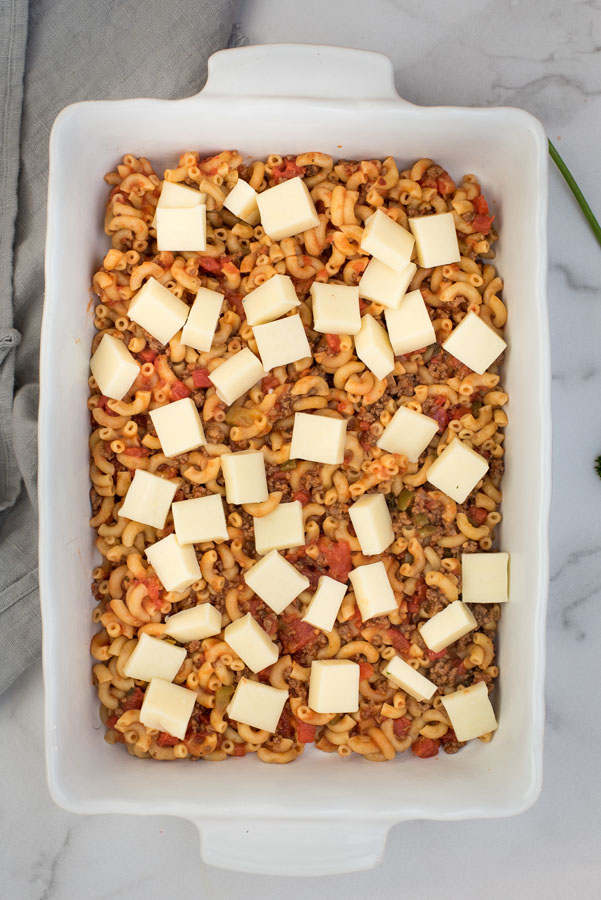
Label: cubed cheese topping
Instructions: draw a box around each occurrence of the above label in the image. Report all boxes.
[180,287,224,352]
[358,258,417,310]
[157,181,206,209]
[227,678,288,732]
[253,314,311,371]
[209,348,265,406]
[354,314,394,381]
[119,470,177,529]
[224,612,279,673]
[348,562,398,621]
[123,632,186,683]
[140,677,197,740]
[171,494,229,545]
[127,277,190,346]
[289,412,347,465]
[90,334,140,401]
[461,552,509,605]
[221,450,268,505]
[419,600,476,653]
[348,493,394,556]
[441,681,498,742]
[427,438,489,503]
[223,179,260,225]
[384,289,436,356]
[243,274,300,326]
[156,206,207,252]
[310,283,361,334]
[382,654,437,702]
[244,549,310,614]
[164,603,222,642]
[377,405,438,462]
[302,576,347,633]
[360,209,415,272]
[145,533,200,593]
[442,311,507,375]
[253,501,305,555]
[308,660,359,714]
[408,212,460,268]
[149,397,206,458]
[256,176,319,241]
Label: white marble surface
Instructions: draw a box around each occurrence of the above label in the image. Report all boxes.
[3,0,601,895]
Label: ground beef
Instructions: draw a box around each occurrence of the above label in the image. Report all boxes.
[272,391,296,418]
[205,423,226,444]
[389,373,416,397]
[469,604,499,630]
[489,458,504,486]
[423,587,446,617]
[461,540,479,554]
[428,657,461,688]
[427,350,458,382]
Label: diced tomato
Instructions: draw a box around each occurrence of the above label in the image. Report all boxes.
[427,648,447,660]
[296,720,317,743]
[411,737,440,758]
[407,579,427,614]
[225,289,246,319]
[278,615,318,654]
[441,728,459,744]
[393,716,412,738]
[139,348,158,363]
[157,731,179,747]
[467,505,488,526]
[171,380,191,400]
[293,490,311,506]
[448,404,472,420]
[350,605,363,630]
[271,159,306,184]
[121,687,145,711]
[473,194,489,215]
[233,743,247,757]
[192,368,212,388]
[472,214,494,235]
[387,628,411,654]
[359,298,369,313]
[261,374,280,393]
[106,715,118,728]
[144,576,162,609]
[436,171,456,196]
[293,276,316,294]
[325,334,341,353]
[319,537,352,583]
[122,446,150,457]
[358,420,371,431]
[429,405,449,433]
[197,255,230,273]
[359,661,374,681]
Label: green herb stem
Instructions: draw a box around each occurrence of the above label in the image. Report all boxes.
[549,139,601,248]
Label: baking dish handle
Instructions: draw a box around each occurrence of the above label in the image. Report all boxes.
[194,818,391,875]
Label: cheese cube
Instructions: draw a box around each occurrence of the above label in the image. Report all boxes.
[244,549,310,615]
[243,274,300,326]
[302,576,347,633]
[358,258,417,310]
[221,450,268,505]
[354,314,394,381]
[253,315,311,372]
[377,405,438,462]
[419,600,477,653]
[123,632,186,683]
[384,289,436,356]
[348,493,394,556]
[440,681,498,742]
[145,533,200,592]
[310,283,361,334]
[157,181,206,209]
[408,212,460,268]
[253,501,304,555]
[382,654,437,702]
[348,562,398,621]
[427,438,489,503]
[360,209,415,272]
[90,334,140,401]
[442,311,507,375]
[224,613,279,673]
[149,397,205,458]
[164,603,222,642]
[127,277,190,345]
[224,178,260,225]
[256,176,319,241]
[180,287,224,352]
[209,348,264,406]
[227,677,288,732]
[308,660,359,714]
[156,206,207,252]
[289,412,347,465]
[119,470,177,529]
[140,677,197,740]
[171,494,228,545]
[461,552,509,605]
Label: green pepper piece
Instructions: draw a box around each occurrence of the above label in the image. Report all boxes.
[471,399,482,418]
[280,459,297,470]
[396,488,414,511]
[418,524,437,539]
[413,512,429,527]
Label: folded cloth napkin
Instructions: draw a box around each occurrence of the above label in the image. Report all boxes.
[0,0,240,694]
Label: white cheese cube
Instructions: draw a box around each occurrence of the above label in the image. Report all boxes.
[419,600,477,653]
[164,603,222,642]
[223,179,260,225]
[348,493,394,556]
[256,176,319,241]
[243,274,300,326]
[145,533,200,593]
[119,470,177,529]
[253,315,311,372]
[227,678,288,732]
[384,289,436,356]
[354,314,394,381]
[382,654,437,702]
[377,405,438,462]
[180,287,224,352]
[348,561,398,621]
[221,450,268,505]
[224,612,279,673]
[360,209,415,272]
[253,501,304,555]
[149,397,205,458]
[358,258,417,310]
[244,549,310,615]
[408,212,460,268]
[289,412,347,465]
[171,494,228,545]
[156,205,207,252]
[441,681,498,742]
[308,660,359,714]
[90,334,140,401]
[427,438,489,503]
[123,632,186,683]
[140,677,197,740]
[461,552,509,605]
[310,283,361,334]
[157,181,206,209]
[127,277,190,346]
[209,348,264,406]
[442,311,507,375]
[302,576,347,633]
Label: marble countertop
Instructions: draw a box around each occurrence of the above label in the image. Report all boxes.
[3,0,601,896]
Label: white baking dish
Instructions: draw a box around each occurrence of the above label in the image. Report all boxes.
[39,43,551,876]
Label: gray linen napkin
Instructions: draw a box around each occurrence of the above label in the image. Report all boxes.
[0,0,241,694]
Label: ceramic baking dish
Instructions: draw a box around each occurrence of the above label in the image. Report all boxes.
[39,43,551,876]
